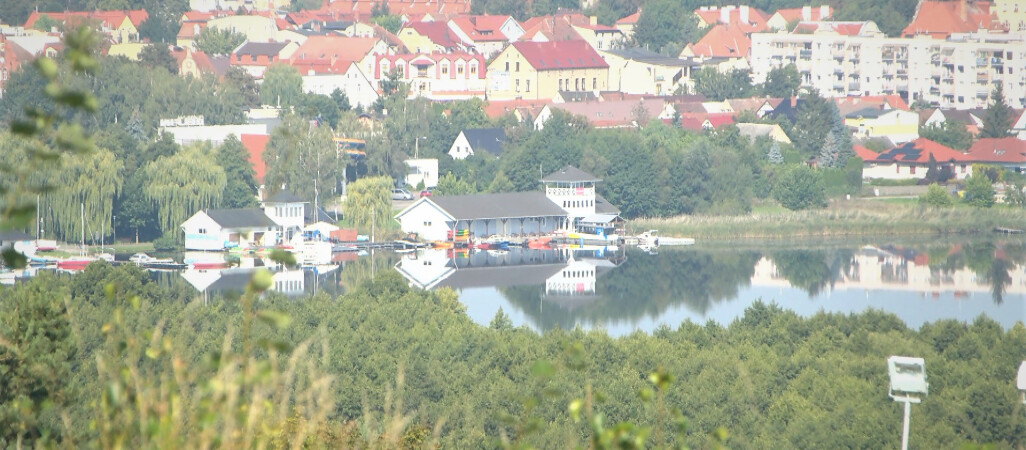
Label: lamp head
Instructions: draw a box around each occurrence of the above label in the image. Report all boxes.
[887,356,928,398]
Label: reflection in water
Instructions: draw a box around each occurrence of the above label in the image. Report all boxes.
[395,241,1026,335]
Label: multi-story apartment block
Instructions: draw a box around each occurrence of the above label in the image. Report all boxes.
[993,0,1026,33]
[751,24,1026,109]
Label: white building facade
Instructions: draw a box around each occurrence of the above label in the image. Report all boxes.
[750,27,1026,109]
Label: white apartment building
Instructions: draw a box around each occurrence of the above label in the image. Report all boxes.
[751,25,1026,109]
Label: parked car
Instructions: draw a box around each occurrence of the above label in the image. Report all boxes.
[420,187,433,197]
[391,188,414,200]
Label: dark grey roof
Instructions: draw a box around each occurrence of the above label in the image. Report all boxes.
[234,41,289,57]
[768,97,805,123]
[595,194,620,215]
[205,209,278,228]
[845,107,887,119]
[461,128,506,156]
[429,192,567,220]
[540,166,601,183]
[209,55,231,76]
[0,230,33,241]
[265,189,305,203]
[437,264,565,289]
[603,48,694,67]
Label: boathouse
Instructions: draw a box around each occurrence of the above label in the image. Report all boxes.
[394,166,622,242]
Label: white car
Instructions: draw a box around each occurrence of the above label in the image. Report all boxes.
[391,188,414,200]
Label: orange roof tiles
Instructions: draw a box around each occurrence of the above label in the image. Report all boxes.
[693,5,769,33]
[404,20,463,48]
[241,134,270,182]
[615,10,640,25]
[902,0,1004,38]
[290,36,378,63]
[873,138,968,164]
[25,9,149,30]
[448,14,515,42]
[965,138,1026,163]
[853,144,879,161]
[686,24,750,58]
[520,13,591,42]
[772,6,832,23]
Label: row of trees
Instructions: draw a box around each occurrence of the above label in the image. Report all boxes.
[2,262,1024,448]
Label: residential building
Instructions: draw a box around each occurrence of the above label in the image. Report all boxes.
[405,159,439,188]
[601,48,697,95]
[519,12,596,42]
[678,24,752,68]
[374,52,486,100]
[449,128,507,159]
[260,190,307,241]
[159,123,269,145]
[614,10,640,39]
[107,42,147,60]
[693,5,770,32]
[207,14,282,43]
[679,113,737,131]
[1013,109,1026,138]
[231,41,298,78]
[750,24,1026,109]
[447,14,524,56]
[295,59,379,107]
[766,6,833,31]
[171,47,226,79]
[965,137,1026,171]
[190,0,291,11]
[486,40,609,101]
[538,98,675,129]
[393,166,618,241]
[863,138,972,180]
[0,33,62,95]
[844,108,920,144]
[181,208,280,250]
[570,22,625,51]
[735,123,792,143]
[397,21,464,53]
[292,35,389,82]
[902,0,1005,39]
[24,9,148,43]
[994,0,1026,33]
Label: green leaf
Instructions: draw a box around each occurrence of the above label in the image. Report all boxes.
[530,360,555,378]
[249,268,273,292]
[268,248,297,267]
[1,247,28,269]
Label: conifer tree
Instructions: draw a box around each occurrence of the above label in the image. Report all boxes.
[980,85,1013,138]
[767,141,784,165]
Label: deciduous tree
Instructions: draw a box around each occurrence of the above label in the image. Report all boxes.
[143,143,226,234]
[194,26,247,56]
[772,164,826,210]
[217,135,258,208]
[259,64,303,107]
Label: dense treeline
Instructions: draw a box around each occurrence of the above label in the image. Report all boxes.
[1,263,1024,448]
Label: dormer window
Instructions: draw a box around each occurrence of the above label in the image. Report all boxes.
[441,61,449,75]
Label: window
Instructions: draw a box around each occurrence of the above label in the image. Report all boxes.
[441,62,449,75]
[198,228,207,234]
[593,78,597,89]
[515,78,520,92]
[423,221,432,226]
[575,78,580,90]
[559,79,564,90]
[469,62,477,75]
[910,165,916,175]
[457,63,464,75]
[505,61,509,71]
[515,61,520,72]
[526,79,530,92]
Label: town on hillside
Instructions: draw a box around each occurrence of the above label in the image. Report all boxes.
[1,0,1026,260]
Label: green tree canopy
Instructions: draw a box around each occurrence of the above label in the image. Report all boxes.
[772,164,826,210]
[919,183,954,207]
[194,26,247,56]
[262,115,345,204]
[979,85,1014,138]
[43,148,124,242]
[693,67,753,101]
[217,135,258,208]
[632,0,703,55]
[963,172,996,207]
[341,175,391,234]
[435,172,476,195]
[143,143,226,234]
[259,63,303,107]
[138,43,177,74]
[920,120,973,150]
[761,63,801,98]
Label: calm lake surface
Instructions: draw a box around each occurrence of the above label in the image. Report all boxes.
[16,237,1026,337]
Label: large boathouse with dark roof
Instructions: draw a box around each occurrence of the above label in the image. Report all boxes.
[394,166,622,241]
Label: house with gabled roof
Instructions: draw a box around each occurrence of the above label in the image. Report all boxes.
[398,21,464,53]
[602,47,697,95]
[231,41,299,78]
[207,14,283,44]
[902,0,1006,39]
[693,5,770,32]
[181,208,280,251]
[394,166,620,241]
[864,138,971,181]
[614,10,640,39]
[678,24,751,68]
[25,9,148,43]
[844,107,920,144]
[539,98,674,129]
[486,40,608,101]
[447,14,524,56]
[448,128,507,159]
[518,12,594,43]
[570,22,625,51]
[1010,109,1026,139]
[965,137,1026,172]
[374,52,486,100]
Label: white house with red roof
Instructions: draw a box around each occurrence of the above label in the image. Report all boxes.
[486,40,609,101]
[447,15,524,57]
[902,0,1006,39]
[864,138,972,180]
[965,137,1026,172]
[294,59,379,107]
[373,52,486,100]
[614,10,640,39]
[25,9,148,43]
[397,21,465,53]
[693,5,770,33]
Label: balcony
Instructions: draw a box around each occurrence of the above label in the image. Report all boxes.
[799,49,812,59]
[849,82,861,91]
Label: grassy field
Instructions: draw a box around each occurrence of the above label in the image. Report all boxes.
[632,200,1026,241]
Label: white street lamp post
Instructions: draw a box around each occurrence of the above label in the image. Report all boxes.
[1017,361,1026,405]
[887,356,929,450]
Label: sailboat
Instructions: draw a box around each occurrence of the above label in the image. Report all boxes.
[56,203,112,270]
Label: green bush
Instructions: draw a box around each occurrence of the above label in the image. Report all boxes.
[153,236,179,251]
[772,164,827,211]
[919,184,954,207]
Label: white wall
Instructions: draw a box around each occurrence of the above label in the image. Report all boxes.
[448,132,473,159]
[396,200,453,241]
[182,212,225,251]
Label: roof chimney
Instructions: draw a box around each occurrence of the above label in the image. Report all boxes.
[819,5,830,19]
[590,15,597,26]
[740,5,749,24]
[960,0,968,22]
[720,7,730,24]
[801,6,811,21]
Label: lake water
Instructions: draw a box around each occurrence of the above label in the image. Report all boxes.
[11,237,1026,336]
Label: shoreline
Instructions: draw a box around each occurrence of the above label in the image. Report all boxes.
[631,202,1026,241]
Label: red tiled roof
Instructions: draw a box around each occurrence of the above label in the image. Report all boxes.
[873,138,967,164]
[290,36,378,63]
[793,21,873,35]
[511,40,607,70]
[965,138,1026,163]
[615,11,640,25]
[519,13,590,42]
[685,24,750,58]
[693,5,769,33]
[482,99,550,119]
[853,144,879,161]
[551,98,666,128]
[902,1,1004,38]
[320,0,471,19]
[177,21,206,39]
[679,112,736,131]
[448,14,515,42]
[25,9,149,30]
[404,21,462,48]
[241,134,269,183]
[772,6,832,23]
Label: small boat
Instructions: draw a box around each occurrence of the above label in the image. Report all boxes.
[129,253,186,269]
[527,236,553,249]
[432,241,454,249]
[190,261,228,270]
[56,257,94,270]
[638,230,695,247]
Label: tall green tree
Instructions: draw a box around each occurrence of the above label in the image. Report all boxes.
[225,67,260,108]
[788,90,835,158]
[260,63,303,107]
[138,0,189,44]
[138,43,177,74]
[217,135,258,208]
[143,143,226,234]
[263,115,345,204]
[963,172,996,207]
[920,120,973,150]
[341,176,392,234]
[435,172,476,195]
[761,64,801,98]
[43,148,124,242]
[693,67,753,101]
[632,0,702,55]
[979,85,1014,138]
[194,26,247,56]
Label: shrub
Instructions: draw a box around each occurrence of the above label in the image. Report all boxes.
[153,236,179,251]
[919,184,954,207]
[772,164,826,211]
